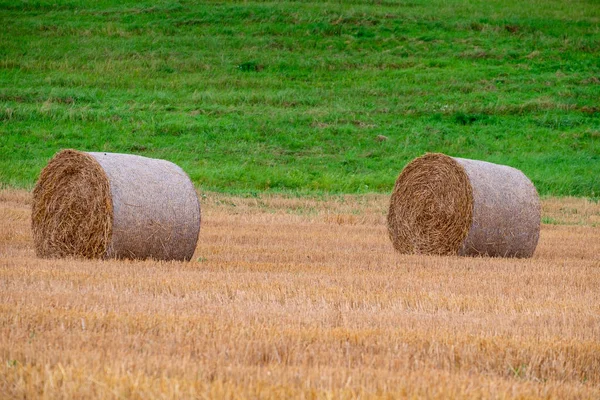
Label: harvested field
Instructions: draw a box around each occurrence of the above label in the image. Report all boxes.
[1,189,599,399]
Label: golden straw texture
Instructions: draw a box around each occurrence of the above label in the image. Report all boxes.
[388,153,540,258]
[387,153,473,255]
[32,150,201,261]
[31,150,113,258]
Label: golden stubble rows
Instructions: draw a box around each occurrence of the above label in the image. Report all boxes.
[1,190,599,399]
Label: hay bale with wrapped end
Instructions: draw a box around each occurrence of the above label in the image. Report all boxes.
[32,149,201,261]
[387,153,540,258]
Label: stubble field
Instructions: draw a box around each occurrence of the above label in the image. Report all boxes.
[1,190,599,399]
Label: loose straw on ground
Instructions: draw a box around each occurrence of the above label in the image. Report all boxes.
[387,153,540,258]
[32,149,201,261]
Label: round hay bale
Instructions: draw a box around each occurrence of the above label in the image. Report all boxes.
[32,149,201,261]
[387,153,540,258]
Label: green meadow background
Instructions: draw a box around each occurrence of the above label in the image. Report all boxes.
[1,0,598,196]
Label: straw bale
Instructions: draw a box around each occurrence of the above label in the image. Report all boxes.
[387,153,540,257]
[32,149,200,261]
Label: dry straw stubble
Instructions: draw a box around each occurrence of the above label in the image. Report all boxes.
[388,153,540,257]
[32,149,201,261]
[3,191,600,399]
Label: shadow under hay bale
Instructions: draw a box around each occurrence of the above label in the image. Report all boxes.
[387,153,540,258]
[32,149,201,261]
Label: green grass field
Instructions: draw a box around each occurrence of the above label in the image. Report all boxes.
[1,0,598,196]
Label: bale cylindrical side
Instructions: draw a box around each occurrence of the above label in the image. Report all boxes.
[454,157,540,258]
[387,153,540,258]
[32,149,201,261]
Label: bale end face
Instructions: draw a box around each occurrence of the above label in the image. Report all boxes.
[387,153,473,256]
[31,149,113,259]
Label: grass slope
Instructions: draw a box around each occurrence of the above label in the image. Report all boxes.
[0,0,599,196]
